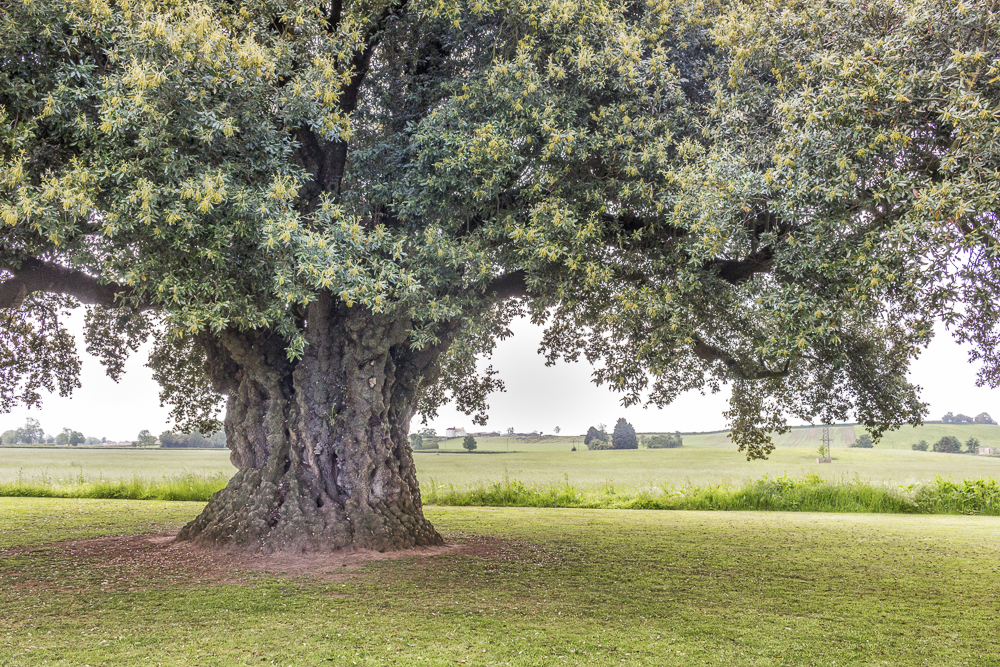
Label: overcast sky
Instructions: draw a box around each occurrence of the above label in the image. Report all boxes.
[0,311,996,440]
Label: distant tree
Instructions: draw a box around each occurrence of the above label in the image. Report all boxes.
[408,433,423,450]
[55,431,69,446]
[587,439,614,451]
[159,431,182,448]
[975,412,997,425]
[64,429,85,446]
[85,436,100,445]
[507,427,515,436]
[612,419,638,449]
[553,426,561,435]
[418,427,437,439]
[101,437,107,444]
[851,434,874,448]
[462,435,477,453]
[136,429,156,448]
[942,412,956,424]
[646,433,682,449]
[16,418,43,444]
[584,426,609,447]
[0,430,16,445]
[966,437,981,455]
[912,440,929,451]
[933,436,962,454]
[955,414,974,424]
[160,430,225,448]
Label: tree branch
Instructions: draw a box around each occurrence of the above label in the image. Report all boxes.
[483,270,533,300]
[706,246,775,285]
[692,336,790,380]
[297,0,410,210]
[0,258,133,309]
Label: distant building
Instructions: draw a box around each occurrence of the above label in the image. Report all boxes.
[980,447,995,456]
[445,427,467,438]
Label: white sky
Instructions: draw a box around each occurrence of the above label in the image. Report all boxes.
[0,312,996,440]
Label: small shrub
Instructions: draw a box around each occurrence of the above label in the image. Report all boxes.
[646,433,682,449]
[851,434,874,448]
[912,440,928,451]
[933,436,962,453]
[587,439,613,450]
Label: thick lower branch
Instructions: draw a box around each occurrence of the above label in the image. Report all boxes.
[692,336,790,380]
[0,258,135,309]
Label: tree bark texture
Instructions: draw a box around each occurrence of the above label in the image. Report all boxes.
[177,294,447,553]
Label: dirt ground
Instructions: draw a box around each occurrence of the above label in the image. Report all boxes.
[1,531,503,593]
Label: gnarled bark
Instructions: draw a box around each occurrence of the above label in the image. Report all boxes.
[177,295,447,553]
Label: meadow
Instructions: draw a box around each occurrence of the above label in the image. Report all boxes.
[4,424,1000,511]
[2,497,999,665]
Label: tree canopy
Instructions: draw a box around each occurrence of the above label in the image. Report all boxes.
[3,0,999,551]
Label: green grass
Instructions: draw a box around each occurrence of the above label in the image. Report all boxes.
[0,472,229,502]
[424,473,1000,515]
[414,446,1000,490]
[0,497,205,549]
[433,423,1000,452]
[6,441,1000,510]
[0,446,236,485]
[2,498,1000,665]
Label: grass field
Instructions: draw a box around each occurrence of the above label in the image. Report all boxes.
[2,497,999,665]
[4,428,1000,496]
[433,423,1000,452]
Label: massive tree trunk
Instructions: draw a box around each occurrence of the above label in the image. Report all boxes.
[177,294,447,553]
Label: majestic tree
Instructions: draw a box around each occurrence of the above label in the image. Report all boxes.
[611,417,637,449]
[462,434,477,452]
[2,0,998,552]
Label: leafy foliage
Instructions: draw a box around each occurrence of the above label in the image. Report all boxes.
[159,430,226,448]
[462,435,477,452]
[2,0,999,459]
[933,436,963,454]
[611,418,638,450]
[851,434,874,449]
[646,433,683,449]
[584,426,608,447]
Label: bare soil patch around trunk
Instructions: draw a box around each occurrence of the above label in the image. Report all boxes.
[2,530,502,593]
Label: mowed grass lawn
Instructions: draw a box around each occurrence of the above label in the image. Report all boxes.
[1,497,999,666]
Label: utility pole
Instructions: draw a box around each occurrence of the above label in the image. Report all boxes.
[818,424,832,463]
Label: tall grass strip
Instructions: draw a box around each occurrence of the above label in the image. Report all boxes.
[421,473,1000,516]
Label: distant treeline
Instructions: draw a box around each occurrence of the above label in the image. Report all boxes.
[942,412,995,424]
[159,431,226,448]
